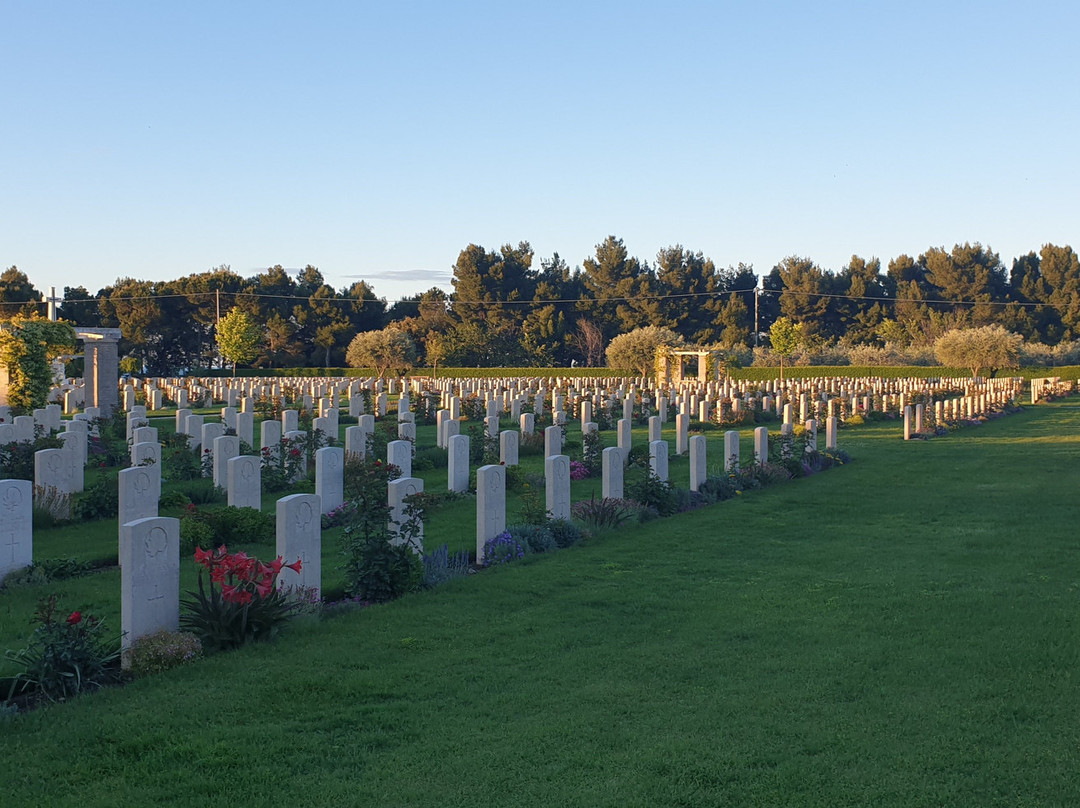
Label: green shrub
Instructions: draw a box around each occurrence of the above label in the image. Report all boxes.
[4,595,121,703]
[126,630,203,677]
[175,478,225,505]
[626,470,678,517]
[206,505,275,545]
[507,523,556,554]
[72,468,118,521]
[3,557,96,588]
[413,445,448,471]
[179,511,216,555]
[343,532,423,603]
[0,433,64,481]
[547,518,582,549]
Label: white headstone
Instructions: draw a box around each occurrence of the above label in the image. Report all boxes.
[387,439,412,478]
[476,464,506,561]
[602,446,623,500]
[724,430,740,471]
[227,454,261,510]
[499,430,519,466]
[754,426,768,464]
[0,480,32,581]
[276,493,321,598]
[649,440,669,482]
[545,454,571,521]
[448,434,470,493]
[617,418,632,465]
[689,434,706,492]
[315,447,345,515]
[544,425,562,458]
[209,434,238,488]
[388,476,424,553]
[120,516,180,655]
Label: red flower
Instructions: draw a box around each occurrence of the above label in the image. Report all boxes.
[193,546,213,566]
[255,578,274,599]
[67,611,82,625]
[290,448,301,457]
[285,559,303,574]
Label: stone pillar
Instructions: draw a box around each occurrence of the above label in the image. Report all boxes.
[76,329,122,417]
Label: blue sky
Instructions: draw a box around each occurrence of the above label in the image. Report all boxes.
[3,1,1077,303]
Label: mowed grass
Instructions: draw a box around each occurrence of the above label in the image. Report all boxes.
[2,401,1080,806]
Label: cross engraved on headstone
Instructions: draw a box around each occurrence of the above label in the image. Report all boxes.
[4,528,18,564]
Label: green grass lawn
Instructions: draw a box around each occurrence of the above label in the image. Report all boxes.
[2,401,1079,806]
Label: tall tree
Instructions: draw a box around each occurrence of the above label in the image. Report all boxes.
[0,267,42,321]
[578,236,655,339]
[837,255,889,344]
[920,243,1008,327]
[654,245,720,342]
[57,286,101,326]
[772,256,831,336]
[1036,244,1080,340]
[215,307,263,375]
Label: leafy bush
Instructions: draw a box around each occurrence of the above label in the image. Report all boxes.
[206,505,275,545]
[126,630,203,677]
[507,523,556,554]
[0,432,64,481]
[343,531,423,603]
[4,595,121,703]
[547,518,583,549]
[422,543,472,588]
[2,557,95,588]
[179,510,217,556]
[413,445,448,471]
[626,470,678,517]
[516,478,548,525]
[72,468,118,521]
[481,531,527,566]
[180,546,303,652]
[174,478,225,505]
[162,433,201,481]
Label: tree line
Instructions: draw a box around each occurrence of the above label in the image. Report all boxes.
[2,237,1078,374]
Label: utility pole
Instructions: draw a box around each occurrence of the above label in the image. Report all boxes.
[754,285,760,348]
[216,288,221,325]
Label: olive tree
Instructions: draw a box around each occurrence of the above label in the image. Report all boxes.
[934,325,1023,377]
[346,327,417,379]
[605,325,683,377]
